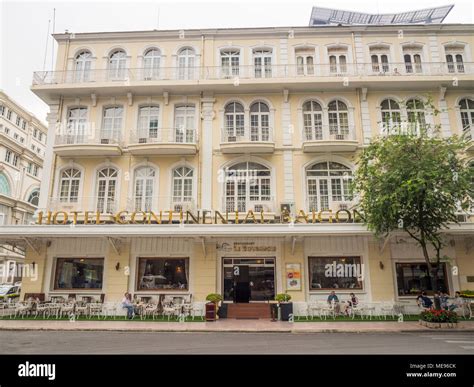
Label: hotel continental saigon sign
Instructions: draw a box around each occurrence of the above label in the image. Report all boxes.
[36,209,364,225]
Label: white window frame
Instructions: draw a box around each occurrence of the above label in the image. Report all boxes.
[96,167,118,214]
[172,166,194,211]
[306,161,353,212]
[59,168,81,203]
[253,49,272,78]
[74,51,93,82]
[174,105,195,143]
[133,166,156,212]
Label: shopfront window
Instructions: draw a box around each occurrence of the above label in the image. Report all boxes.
[137,258,189,291]
[308,256,363,290]
[54,258,104,290]
[395,262,448,296]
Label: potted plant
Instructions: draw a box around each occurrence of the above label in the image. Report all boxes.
[205,293,223,320]
[419,309,459,329]
[460,290,474,299]
[275,293,292,321]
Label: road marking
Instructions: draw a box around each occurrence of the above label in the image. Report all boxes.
[445,340,474,344]
[460,346,474,350]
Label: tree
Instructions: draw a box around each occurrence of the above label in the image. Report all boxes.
[353,98,473,304]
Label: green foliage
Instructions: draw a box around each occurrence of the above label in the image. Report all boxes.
[353,98,473,264]
[275,293,292,303]
[205,293,223,303]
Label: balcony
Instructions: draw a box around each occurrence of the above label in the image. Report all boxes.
[54,130,122,157]
[302,126,358,153]
[32,62,474,97]
[220,127,275,154]
[128,128,197,155]
[221,196,276,217]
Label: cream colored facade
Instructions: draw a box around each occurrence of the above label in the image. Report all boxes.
[0,91,47,275]
[5,24,474,304]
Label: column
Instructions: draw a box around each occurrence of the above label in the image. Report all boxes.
[38,103,60,211]
[200,96,215,210]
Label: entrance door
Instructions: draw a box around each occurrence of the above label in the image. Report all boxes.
[223,258,275,303]
[234,265,250,303]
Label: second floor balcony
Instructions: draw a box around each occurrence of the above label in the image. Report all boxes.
[302,125,358,152]
[54,129,123,157]
[220,126,275,153]
[128,127,197,155]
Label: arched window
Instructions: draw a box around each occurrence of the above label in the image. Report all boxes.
[27,189,40,206]
[174,105,195,143]
[328,100,349,137]
[0,173,10,196]
[303,101,323,141]
[172,166,194,211]
[306,161,353,212]
[177,47,195,80]
[250,102,270,141]
[406,99,426,133]
[74,51,92,82]
[134,166,155,212]
[59,168,81,202]
[224,102,245,141]
[137,105,160,141]
[96,167,118,213]
[253,49,272,78]
[143,48,161,79]
[66,107,88,143]
[108,50,127,79]
[224,162,271,213]
[221,49,240,77]
[380,99,401,132]
[459,98,474,139]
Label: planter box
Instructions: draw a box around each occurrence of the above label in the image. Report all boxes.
[280,302,293,321]
[419,320,458,329]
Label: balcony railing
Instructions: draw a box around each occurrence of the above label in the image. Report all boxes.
[306,198,356,214]
[129,127,196,145]
[220,127,273,143]
[303,125,356,142]
[32,62,474,85]
[54,129,123,146]
[463,124,474,141]
[48,196,119,214]
[125,197,196,213]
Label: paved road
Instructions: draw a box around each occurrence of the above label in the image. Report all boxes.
[0,331,473,354]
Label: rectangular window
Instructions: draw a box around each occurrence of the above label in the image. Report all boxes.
[16,116,21,126]
[4,150,11,163]
[22,121,26,130]
[308,256,363,290]
[137,257,189,291]
[12,154,19,167]
[33,128,38,138]
[6,110,12,120]
[395,262,448,296]
[26,162,32,174]
[54,258,104,290]
[0,106,4,116]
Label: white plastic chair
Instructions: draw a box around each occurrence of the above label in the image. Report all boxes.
[294,302,309,320]
[191,302,204,320]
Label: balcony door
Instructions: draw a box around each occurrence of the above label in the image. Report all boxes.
[96,167,118,213]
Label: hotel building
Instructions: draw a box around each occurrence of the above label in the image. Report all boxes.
[0,91,47,280]
[2,15,474,311]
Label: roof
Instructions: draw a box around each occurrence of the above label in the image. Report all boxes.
[309,5,455,26]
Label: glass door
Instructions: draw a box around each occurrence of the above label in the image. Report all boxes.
[222,258,275,302]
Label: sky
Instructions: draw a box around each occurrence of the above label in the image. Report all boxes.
[0,0,473,124]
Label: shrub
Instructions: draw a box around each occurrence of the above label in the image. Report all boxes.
[460,290,474,299]
[205,293,223,303]
[420,309,458,323]
[275,293,292,303]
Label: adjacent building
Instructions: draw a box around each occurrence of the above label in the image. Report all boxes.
[1,13,473,308]
[0,91,47,281]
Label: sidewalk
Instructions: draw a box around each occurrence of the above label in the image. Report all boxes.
[1,319,473,333]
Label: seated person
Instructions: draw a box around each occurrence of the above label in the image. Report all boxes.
[344,292,359,315]
[327,291,340,314]
[416,291,433,309]
[449,291,464,312]
[439,291,450,310]
[121,292,135,319]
